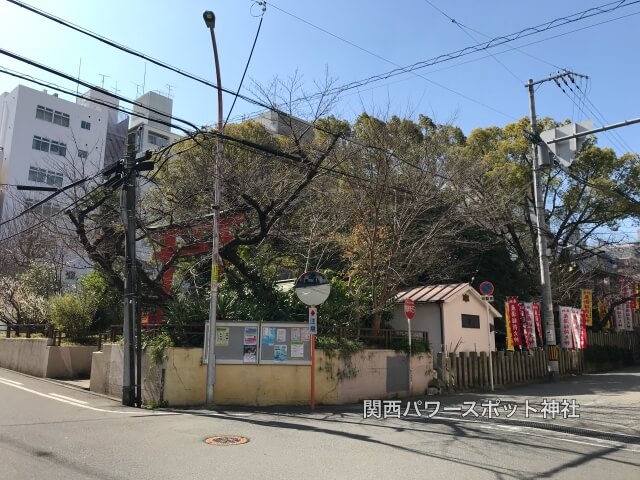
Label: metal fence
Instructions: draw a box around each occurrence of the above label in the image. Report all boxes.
[108,323,206,348]
[103,323,429,352]
[318,325,429,350]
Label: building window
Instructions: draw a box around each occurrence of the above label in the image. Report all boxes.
[49,140,67,157]
[35,105,69,127]
[46,171,63,188]
[35,105,53,122]
[81,120,91,130]
[148,132,169,147]
[461,314,480,329]
[33,136,66,156]
[53,111,70,127]
[28,166,63,188]
[65,271,76,280]
[32,135,50,152]
[28,166,47,183]
[77,149,88,159]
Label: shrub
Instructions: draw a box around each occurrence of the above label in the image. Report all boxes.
[48,294,95,340]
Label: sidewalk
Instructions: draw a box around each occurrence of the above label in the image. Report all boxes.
[212,366,640,442]
[401,366,640,441]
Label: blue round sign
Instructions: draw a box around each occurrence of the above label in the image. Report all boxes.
[479,281,494,296]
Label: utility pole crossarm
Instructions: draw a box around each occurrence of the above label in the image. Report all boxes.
[546,117,640,145]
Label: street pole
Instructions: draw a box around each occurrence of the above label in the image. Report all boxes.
[122,146,136,407]
[407,317,412,395]
[204,10,223,406]
[485,300,494,392]
[528,78,558,376]
[526,72,586,376]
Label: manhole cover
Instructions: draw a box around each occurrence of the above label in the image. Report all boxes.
[204,435,250,446]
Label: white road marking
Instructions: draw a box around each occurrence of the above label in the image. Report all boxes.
[49,393,89,405]
[0,378,171,415]
[444,415,640,453]
[0,377,23,386]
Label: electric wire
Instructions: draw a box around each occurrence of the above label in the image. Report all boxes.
[570,77,636,154]
[227,7,640,124]
[422,0,523,84]
[0,65,454,244]
[224,1,266,127]
[553,75,635,154]
[8,0,634,133]
[293,0,639,104]
[266,0,516,119]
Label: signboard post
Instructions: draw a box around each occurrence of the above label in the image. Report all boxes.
[295,272,331,411]
[404,298,416,395]
[479,282,495,392]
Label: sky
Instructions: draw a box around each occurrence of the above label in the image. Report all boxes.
[0,0,639,237]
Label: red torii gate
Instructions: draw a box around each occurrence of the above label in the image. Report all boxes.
[144,212,244,323]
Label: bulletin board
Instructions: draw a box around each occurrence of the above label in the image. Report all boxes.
[259,322,312,365]
[214,322,260,365]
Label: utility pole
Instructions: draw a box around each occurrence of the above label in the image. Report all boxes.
[526,71,587,376]
[122,141,137,407]
[122,130,153,408]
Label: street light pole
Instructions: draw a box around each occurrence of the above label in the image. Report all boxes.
[203,10,223,406]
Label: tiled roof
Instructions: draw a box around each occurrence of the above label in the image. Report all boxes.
[395,283,469,303]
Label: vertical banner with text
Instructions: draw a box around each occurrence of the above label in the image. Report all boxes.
[505,302,514,351]
[532,303,544,346]
[522,302,537,349]
[507,297,522,348]
[581,289,593,327]
[559,306,574,349]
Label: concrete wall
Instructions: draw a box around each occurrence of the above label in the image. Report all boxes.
[316,350,434,405]
[0,338,50,377]
[0,338,96,378]
[45,346,97,379]
[91,345,435,407]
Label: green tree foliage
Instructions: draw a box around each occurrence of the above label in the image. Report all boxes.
[48,293,95,341]
[77,269,122,331]
[448,117,640,301]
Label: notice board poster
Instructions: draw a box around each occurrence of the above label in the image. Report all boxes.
[215,322,260,364]
[259,322,311,365]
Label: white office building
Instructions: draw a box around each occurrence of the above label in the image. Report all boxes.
[0,84,126,281]
[128,91,180,155]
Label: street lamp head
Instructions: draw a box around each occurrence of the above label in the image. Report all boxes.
[203,10,216,28]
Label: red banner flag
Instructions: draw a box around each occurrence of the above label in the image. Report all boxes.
[532,303,544,346]
[507,297,522,348]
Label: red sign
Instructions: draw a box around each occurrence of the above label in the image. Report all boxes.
[404,298,416,320]
[507,297,522,348]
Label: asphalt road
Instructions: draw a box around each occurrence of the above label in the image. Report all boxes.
[1,367,638,480]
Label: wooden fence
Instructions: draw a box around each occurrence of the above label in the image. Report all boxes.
[436,331,639,392]
[436,348,584,392]
[587,331,639,351]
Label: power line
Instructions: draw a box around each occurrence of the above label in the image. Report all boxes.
[224,1,266,127]
[9,0,634,134]
[301,0,639,103]
[227,8,640,124]
[267,0,516,119]
[569,77,636,154]
[0,176,120,243]
[552,75,636,154]
[422,0,523,84]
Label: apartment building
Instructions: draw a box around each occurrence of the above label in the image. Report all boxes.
[0,84,126,282]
